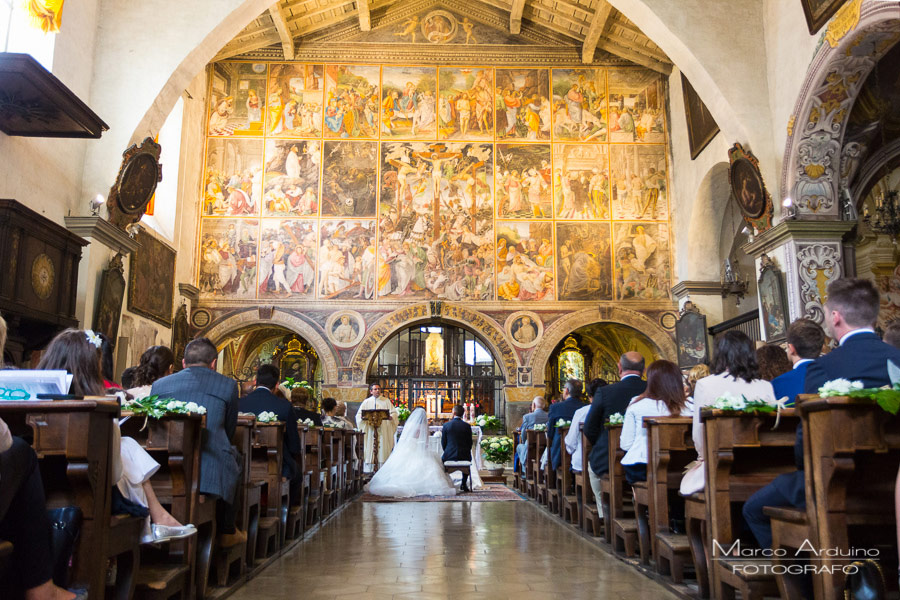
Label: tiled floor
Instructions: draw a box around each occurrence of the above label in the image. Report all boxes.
[231,500,680,600]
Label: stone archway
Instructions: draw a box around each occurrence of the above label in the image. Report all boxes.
[529,307,676,384]
[781,0,900,218]
[687,162,733,281]
[348,303,519,385]
[202,308,339,384]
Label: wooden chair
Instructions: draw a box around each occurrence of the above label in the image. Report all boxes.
[580,430,603,537]
[605,424,637,557]
[557,426,579,524]
[250,422,287,561]
[685,492,710,598]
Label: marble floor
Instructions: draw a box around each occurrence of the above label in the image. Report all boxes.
[230,500,680,600]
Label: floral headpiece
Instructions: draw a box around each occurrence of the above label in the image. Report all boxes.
[85,330,102,349]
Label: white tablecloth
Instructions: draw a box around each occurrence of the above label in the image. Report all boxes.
[395,425,484,469]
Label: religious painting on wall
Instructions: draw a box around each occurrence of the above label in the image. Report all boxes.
[556,222,612,301]
[198,218,258,298]
[609,145,667,220]
[381,66,437,139]
[494,68,550,141]
[437,67,494,140]
[553,144,610,220]
[321,141,378,217]
[258,220,317,298]
[613,223,671,301]
[681,73,719,160]
[203,138,263,216]
[128,230,176,326]
[730,156,766,220]
[263,139,319,217]
[496,222,554,301]
[495,144,552,218]
[323,64,380,139]
[171,304,191,372]
[551,67,607,142]
[378,141,494,300]
[608,68,666,143]
[93,253,126,345]
[266,63,324,137]
[800,0,847,34]
[758,262,788,342]
[675,309,709,368]
[208,62,268,136]
[318,220,376,300]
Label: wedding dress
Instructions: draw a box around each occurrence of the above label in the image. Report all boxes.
[366,408,458,497]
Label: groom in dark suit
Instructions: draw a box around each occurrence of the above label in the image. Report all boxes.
[442,405,474,492]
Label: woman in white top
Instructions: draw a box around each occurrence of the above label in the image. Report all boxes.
[680,331,775,495]
[620,360,691,484]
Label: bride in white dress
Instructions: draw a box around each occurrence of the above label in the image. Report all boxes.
[366,407,458,497]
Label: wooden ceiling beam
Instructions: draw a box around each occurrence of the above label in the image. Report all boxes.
[510,0,525,34]
[596,37,671,73]
[215,31,283,60]
[581,1,612,63]
[358,0,371,31]
[268,3,295,59]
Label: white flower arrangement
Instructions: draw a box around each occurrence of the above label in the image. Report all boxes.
[85,330,102,349]
[533,423,547,432]
[710,391,776,413]
[257,411,278,423]
[301,418,316,427]
[818,378,864,397]
[607,412,625,425]
[129,396,206,418]
[555,418,572,428]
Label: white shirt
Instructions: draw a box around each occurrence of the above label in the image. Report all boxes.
[620,398,691,466]
[793,358,814,370]
[564,404,592,472]
[839,328,875,346]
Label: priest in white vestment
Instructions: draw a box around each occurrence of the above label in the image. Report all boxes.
[356,383,399,472]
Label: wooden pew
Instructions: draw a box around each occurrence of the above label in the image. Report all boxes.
[0,399,121,599]
[603,424,638,557]
[533,431,548,506]
[525,429,538,499]
[632,470,653,565]
[250,422,288,561]
[645,416,694,582]
[702,408,799,600]
[768,396,900,600]
[557,425,579,524]
[513,430,523,493]
[231,415,262,569]
[685,492,711,598]
[303,427,324,529]
[541,432,560,513]
[580,428,603,537]
[321,428,342,516]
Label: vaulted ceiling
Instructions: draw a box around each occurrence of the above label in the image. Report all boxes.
[215,0,672,74]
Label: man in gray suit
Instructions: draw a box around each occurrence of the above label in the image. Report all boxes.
[151,337,244,546]
[515,396,549,473]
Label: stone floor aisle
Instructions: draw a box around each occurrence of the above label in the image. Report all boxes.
[231,500,680,600]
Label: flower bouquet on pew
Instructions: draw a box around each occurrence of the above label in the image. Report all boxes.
[533,423,547,432]
[606,412,625,426]
[256,411,278,424]
[127,395,207,419]
[301,417,316,428]
[555,418,572,428]
[818,365,900,415]
[710,391,778,414]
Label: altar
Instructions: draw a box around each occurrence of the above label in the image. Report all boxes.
[394,425,485,470]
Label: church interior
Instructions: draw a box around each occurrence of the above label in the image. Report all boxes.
[3,0,900,598]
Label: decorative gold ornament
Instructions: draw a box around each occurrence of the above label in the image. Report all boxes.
[31,253,55,300]
[825,0,862,49]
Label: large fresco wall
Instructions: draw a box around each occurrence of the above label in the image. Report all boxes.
[198,60,672,304]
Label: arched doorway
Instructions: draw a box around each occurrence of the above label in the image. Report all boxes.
[214,324,321,393]
[368,323,504,421]
[546,322,662,394]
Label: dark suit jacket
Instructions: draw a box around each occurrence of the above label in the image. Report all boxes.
[240,387,301,479]
[583,376,647,475]
[151,367,241,501]
[547,397,584,470]
[293,406,323,427]
[520,408,549,431]
[441,417,473,462]
[771,361,813,408]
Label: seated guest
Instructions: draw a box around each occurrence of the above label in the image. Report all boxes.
[321,397,351,429]
[120,366,137,390]
[515,396,549,472]
[564,380,605,475]
[441,405,474,492]
[151,337,244,547]
[757,344,792,381]
[884,320,900,349]
[744,278,900,548]
[681,331,774,495]
[620,360,690,484]
[38,330,193,544]
[290,387,323,427]
[333,401,356,429]
[547,379,585,470]
[771,319,825,407]
[240,364,302,503]
[685,364,709,404]
[584,352,647,516]
[127,345,176,400]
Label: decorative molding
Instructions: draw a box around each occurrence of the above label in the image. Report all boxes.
[670,280,723,300]
[741,219,857,257]
[793,241,843,323]
[178,283,199,301]
[64,216,139,255]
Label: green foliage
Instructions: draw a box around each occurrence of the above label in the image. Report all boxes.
[127,395,206,419]
[480,436,513,464]
[397,407,411,423]
[848,386,900,415]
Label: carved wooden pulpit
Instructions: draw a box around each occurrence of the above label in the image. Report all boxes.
[360,408,391,471]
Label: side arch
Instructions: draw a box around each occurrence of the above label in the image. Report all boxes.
[687,162,733,281]
[529,307,676,384]
[201,308,339,384]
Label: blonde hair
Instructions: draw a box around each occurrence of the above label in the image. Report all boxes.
[687,364,710,394]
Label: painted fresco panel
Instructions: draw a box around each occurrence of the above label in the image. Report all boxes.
[318,220,377,300]
[378,141,494,300]
[263,139,320,217]
[266,63,324,138]
[556,222,612,301]
[496,144,552,219]
[323,65,380,139]
[613,222,671,301]
[609,145,667,220]
[208,62,268,136]
[608,69,666,143]
[496,221,554,301]
[199,218,259,298]
[494,68,551,141]
[553,144,610,220]
[203,138,263,217]
[258,219,318,298]
[551,68,607,142]
[437,68,493,141]
[381,66,437,139]
[321,141,378,217]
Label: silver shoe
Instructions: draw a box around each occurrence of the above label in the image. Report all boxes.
[151,523,197,543]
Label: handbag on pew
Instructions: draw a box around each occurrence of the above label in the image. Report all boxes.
[843,559,885,600]
[47,506,82,587]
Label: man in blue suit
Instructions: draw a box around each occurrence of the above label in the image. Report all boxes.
[744,278,900,549]
[547,379,585,470]
[771,318,825,407]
